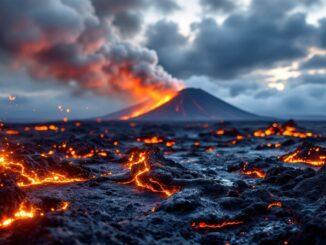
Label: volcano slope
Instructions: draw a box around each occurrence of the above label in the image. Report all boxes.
[103,88,262,121]
[0,120,325,244]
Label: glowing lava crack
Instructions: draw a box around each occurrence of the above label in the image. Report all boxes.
[280,144,326,167]
[0,156,86,187]
[119,151,179,197]
[192,221,244,230]
[0,201,69,228]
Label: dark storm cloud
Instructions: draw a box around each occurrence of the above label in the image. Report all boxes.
[152,0,181,14]
[250,0,320,18]
[301,55,326,69]
[146,12,315,79]
[301,74,326,85]
[318,19,326,48]
[200,0,236,13]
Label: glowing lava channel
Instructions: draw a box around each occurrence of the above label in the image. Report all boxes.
[121,151,178,197]
[280,146,326,167]
[240,163,267,178]
[0,155,86,187]
[253,122,319,138]
[192,221,244,230]
[0,201,69,228]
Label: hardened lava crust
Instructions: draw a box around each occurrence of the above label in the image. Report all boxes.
[0,120,325,245]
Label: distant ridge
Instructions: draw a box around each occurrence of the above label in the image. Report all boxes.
[103,88,263,121]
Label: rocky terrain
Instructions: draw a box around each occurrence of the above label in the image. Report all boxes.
[0,120,325,245]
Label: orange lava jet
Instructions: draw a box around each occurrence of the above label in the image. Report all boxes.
[280,144,326,167]
[240,163,266,178]
[253,122,319,138]
[119,78,184,120]
[192,221,244,230]
[121,151,178,197]
[0,155,86,187]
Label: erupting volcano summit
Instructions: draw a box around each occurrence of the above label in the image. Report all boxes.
[103,88,262,121]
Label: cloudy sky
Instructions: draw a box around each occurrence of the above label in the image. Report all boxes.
[0,0,326,121]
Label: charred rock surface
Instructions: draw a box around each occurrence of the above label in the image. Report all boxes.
[0,121,325,244]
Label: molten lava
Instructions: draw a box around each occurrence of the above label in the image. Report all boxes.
[118,77,184,120]
[192,221,244,230]
[0,201,70,228]
[240,163,266,178]
[0,155,86,187]
[280,144,326,167]
[120,95,176,120]
[253,122,319,138]
[121,151,178,197]
[267,201,283,209]
[0,202,36,228]
[141,136,164,144]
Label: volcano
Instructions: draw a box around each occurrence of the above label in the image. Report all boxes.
[103,88,262,121]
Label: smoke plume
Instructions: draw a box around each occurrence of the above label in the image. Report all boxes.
[0,0,183,102]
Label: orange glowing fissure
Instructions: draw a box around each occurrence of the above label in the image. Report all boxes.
[240,163,266,178]
[267,201,283,209]
[253,123,319,138]
[122,151,178,197]
[281,147,326,167]
[0,156,86,187]
[192,221,244,230]
[0,201,69,228]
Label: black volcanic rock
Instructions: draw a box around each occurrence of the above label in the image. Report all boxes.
[103,88,262,121]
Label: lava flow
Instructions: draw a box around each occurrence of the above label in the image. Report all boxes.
[0,201,69,228]
[138,136,164,144]
[0,202,37,228]
[0,155,86,187]
[253,121,319,138]
[280,144,326,167]
[119,81,183,120]
[121,151,178,197]
[192,221,244,230]
[240,162,267,178]
[268,201,283,209]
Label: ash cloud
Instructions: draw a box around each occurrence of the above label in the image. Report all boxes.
[0,0,182,103]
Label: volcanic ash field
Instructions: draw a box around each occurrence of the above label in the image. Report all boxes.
[0,120,325,245]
